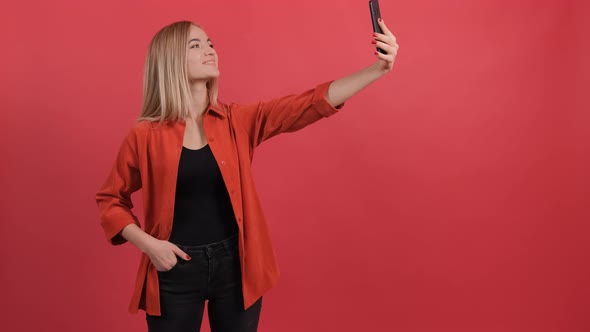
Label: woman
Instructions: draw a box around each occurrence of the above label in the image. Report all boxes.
[96,19,398,332]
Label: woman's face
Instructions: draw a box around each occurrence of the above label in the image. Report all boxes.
[186,25,219,81]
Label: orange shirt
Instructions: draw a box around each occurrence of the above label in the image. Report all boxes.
[96,81,342,316]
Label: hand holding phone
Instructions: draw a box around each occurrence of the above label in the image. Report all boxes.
[369,0,386,54]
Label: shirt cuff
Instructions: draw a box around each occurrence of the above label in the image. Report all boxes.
[101,212,140,245]
[312,81,344,118]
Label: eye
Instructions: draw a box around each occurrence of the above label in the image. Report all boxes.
[190,44,200,49]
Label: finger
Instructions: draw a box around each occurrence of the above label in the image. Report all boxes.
[373,41,396,54]
[377,18,394,38]
[167,253,179,269]
[373,32,397,45]
[172,246,191,261]
[391,43,400,53]
[155,260,175,272]
[376,51,395,63]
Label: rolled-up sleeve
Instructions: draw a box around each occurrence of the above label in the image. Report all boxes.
[311,80,344,117]
[95,128,142,245]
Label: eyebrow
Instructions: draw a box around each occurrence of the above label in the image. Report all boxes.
[188,38,211,43]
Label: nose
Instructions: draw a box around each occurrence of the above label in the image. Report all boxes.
[205,45,216,56]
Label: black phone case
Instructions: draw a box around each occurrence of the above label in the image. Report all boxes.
[369,0,386,54]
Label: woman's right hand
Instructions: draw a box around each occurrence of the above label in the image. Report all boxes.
[144,238,191,272]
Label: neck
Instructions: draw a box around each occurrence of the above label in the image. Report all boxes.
[188,80,209,121]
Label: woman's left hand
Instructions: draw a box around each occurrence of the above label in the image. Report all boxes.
[372,18,399,72]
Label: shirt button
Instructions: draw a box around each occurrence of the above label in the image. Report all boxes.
[210,137,215,142]
[238,217,242,222]
[221,160,226,165]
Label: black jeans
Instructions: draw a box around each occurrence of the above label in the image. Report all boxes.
[146,234,262,332]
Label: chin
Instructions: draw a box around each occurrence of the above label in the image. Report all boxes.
[190,73,219,81]
[205,67,220,78]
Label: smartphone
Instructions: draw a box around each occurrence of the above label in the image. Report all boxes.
[369,0,386,54]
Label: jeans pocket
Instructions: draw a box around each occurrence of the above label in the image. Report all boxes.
[158,256,188,275]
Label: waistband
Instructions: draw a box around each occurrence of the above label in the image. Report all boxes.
[175,233,239,254]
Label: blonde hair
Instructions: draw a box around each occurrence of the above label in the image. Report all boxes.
[138,21,219,122]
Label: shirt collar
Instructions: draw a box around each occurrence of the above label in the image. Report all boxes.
[207,102,227,119]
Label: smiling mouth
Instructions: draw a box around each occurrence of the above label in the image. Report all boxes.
[203,61,216,65]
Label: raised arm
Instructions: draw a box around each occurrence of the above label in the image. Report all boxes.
[325,18,399,107]
[232,19,399,148]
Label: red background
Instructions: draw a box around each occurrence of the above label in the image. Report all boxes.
[1,0,589,331]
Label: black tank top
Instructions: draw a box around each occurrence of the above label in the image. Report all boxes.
[168,144,239,246]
